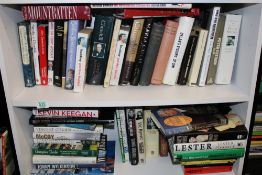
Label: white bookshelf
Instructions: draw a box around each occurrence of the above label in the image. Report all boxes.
[0,1,261,175]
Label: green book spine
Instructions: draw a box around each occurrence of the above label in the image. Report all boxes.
[116,110,125,162]
[252,131,262,135]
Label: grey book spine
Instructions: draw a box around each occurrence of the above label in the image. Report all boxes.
[139,23,164,86]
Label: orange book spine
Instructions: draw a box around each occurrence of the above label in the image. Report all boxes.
[184,165,233,175]
[151,20,178,85]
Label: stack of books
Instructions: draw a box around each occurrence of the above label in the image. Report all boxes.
[29,108,115,175]
[250,104,262,156]
[150,105,248,175]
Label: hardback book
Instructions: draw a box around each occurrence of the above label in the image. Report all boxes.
[73,28,93,92]
[163,17,195,85]
[184,165,233,175]
[61,21,68,88]
[115,8,200,19]
[110,25,130,86]
[215,14,242,84]
[48,21,55,85]
[53,21,65,87]
[119,19,144,85]
[198,7,221,86]
[159,132,168,157]
[91,4,192,9]
[130,18,153,86]
[17,22,36,87]
[139,22,164,86]
[135,108,145,164]
[22,6,91,20]
[180,159,236,166]
[187,27,208,86]
[86,15,115,85]
[206,14,226,85]
[151,20,179,85]
[144,110,159,157]
[103,18,122,88]
[30,21,41,85]
[32,132,101,141]
[65,20,84,90]
[38,24,48,85]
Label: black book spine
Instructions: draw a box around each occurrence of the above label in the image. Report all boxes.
[86,15,115,85]
[139,22,164,86]
[61,21,68,88]
[177,35,198,85]
[130,18,153,86]
[53,21,64,87]
[126,108,139,165]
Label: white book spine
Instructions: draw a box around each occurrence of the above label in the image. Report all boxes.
[163,17,195,85]
[32,132,101,141]
[33,126,102,133]
[73,31,91,92]
[48,21,55,85]
[30,22,41,85]
[173,140,246,152]
[119,109,129,162]
[33,139,82,144]
[91,4,192,9]
[116,110,125,162]
[187,29,208,86]
[215,14,242,84]
[198,7,221,86]
[135,108,145,164]
[32,155,96,164]
[110,28,129,86]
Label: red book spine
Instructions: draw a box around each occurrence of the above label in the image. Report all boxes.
[38,25,48,85]
[184,165,233,175]
[22,6,91,20]
[121,8,200,18]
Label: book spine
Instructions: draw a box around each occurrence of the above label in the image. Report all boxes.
[91,4,192,9]
[215,14,242,84]
[32,155,96,164]
[184,165,233,175]
[38,25,48,85]
[2,131,7,175]
[61,21,68,88]
[18,22,36,87]
[103,18,122,87]
[48,21,55,85]
[151,20,178,85]
[30,21,41,85]
[86,16,115,85]
[33,139,83,144]
[32,132,101,141]
[22,6,91,20]
[115,110,125,162]
[206,15,226,85]
[118,108,129,162]
[32,109,98,117]
[198,7,220,86]
[177,35,198,85]
[126,108,139,165]
[33,127,102,133]
[97,134,107,164]
[130,18,153,86]
[53,21,64,87]
[139,22,164,86]
[110,25,130,86]
[187,29,208,86]
[159,132,168,157]
[119,19,145,85]
[73,29,92,92]
[32,148,97,157]
[181,159,236,166]
[135,108,145,164]
[163,17,195,85]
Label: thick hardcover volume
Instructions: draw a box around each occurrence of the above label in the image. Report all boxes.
[53,21,64,87]
[22,6,91,20]
[118,109,129,162]
[151,20,178,85]
[187,28,208,86]
[115,110,125,162]
[103,19,122,87]
[215,14,242,84]
[48,21,55,85]
[130,18,153,86]
[116,8,200,19]
[17,22,35,87]
[32,109,98,117]
[32,155,97,164]
[65,20,84,89]
[38,24,48,85]
[110,25,131,85]
[135,108,146,164]
[73,28,93,92]
[119,19,145,85]
[163,17,194,85]
[177,35,199,85]
[144,110,159,157]
[184,165,233,175]
[139,23,164,86]
[30,21,41,85]
[159,133,168,157]
[61,21,68,88]
[181,159,236,166]
[32,132,101,141]
[126,108,139,165]
[91,4,192,9]
[86,16,115,85]
[198,7,221,86]
[206,15,226,85]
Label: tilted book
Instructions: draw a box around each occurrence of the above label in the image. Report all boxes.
[48,21,55,86]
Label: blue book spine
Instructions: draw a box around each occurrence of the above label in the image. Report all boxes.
[65,20,80,90]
